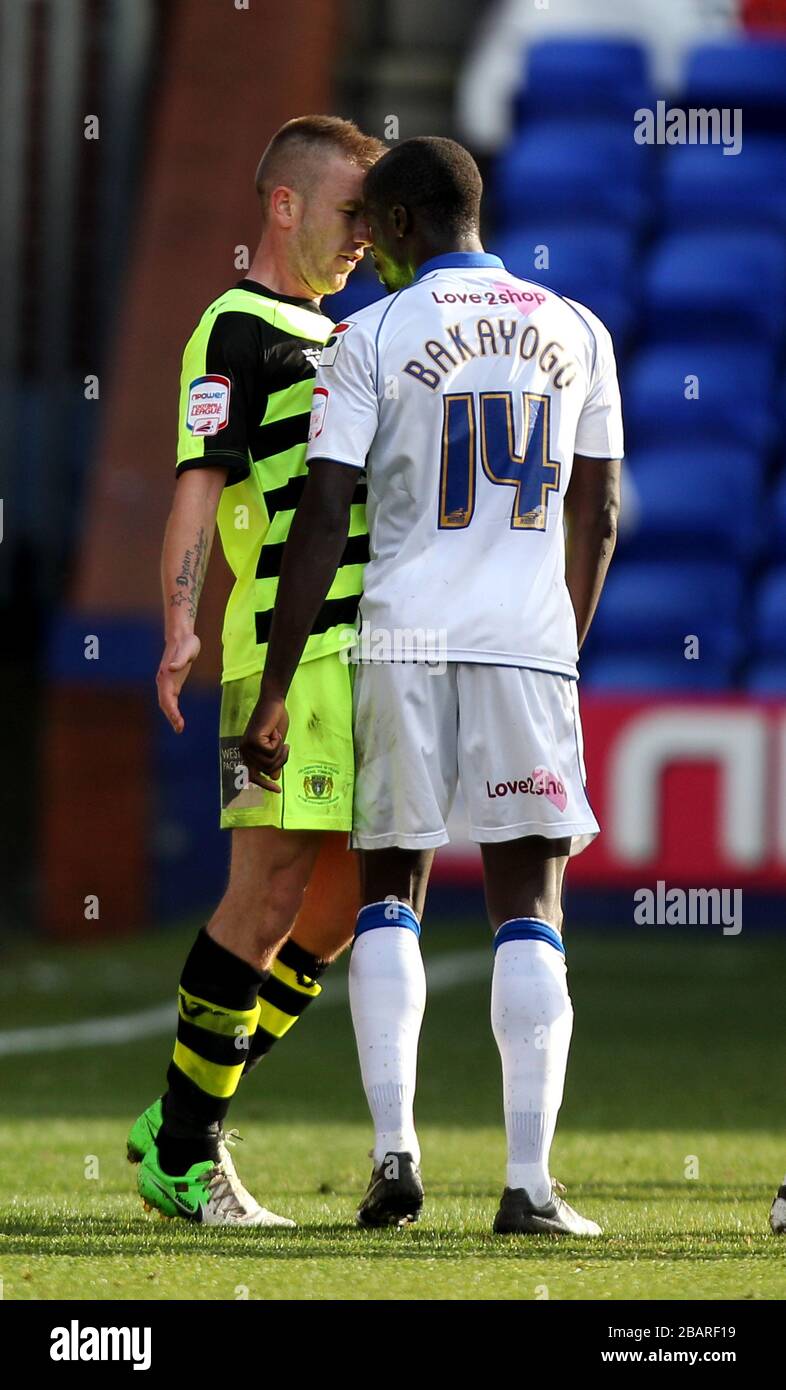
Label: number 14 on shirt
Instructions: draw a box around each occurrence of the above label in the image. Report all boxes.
[439,390,561,532]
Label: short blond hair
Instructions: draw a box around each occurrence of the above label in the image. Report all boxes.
[255,115,385,217]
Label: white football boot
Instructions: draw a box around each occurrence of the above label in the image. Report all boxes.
[493,1179,602,1236]
[217,1130,296,1228]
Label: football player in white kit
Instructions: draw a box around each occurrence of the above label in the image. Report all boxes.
[241,137,623,1236]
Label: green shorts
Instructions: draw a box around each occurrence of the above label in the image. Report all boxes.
[219,651,354,831]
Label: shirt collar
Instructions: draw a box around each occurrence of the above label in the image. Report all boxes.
[414,252,505,281]
[235,278,325,314]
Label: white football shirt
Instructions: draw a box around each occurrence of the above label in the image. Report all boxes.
[307,253,624,676]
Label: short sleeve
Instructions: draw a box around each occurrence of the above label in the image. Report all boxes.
[305,319,379,470]
[176,312,260,481]
[574,318,624,460]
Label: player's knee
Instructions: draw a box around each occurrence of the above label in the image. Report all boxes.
[219,869,306,951]
[257,867,308,936]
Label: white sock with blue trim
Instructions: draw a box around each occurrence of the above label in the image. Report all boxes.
[349,902,426,1166]
[491,919,573,1206]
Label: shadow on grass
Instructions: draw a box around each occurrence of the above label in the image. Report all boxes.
[0,1213,776,1263]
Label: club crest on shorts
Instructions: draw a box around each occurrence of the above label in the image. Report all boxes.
[298,762,340,805]
[305,773,332,799]
[186,374,231,436]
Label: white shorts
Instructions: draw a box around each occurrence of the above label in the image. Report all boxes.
[350,663,599,854]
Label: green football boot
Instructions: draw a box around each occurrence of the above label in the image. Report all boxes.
[137,1145,295,1227]
[129,1097,295,1226]
[137,1147,216,1221]
[126,1097,163,1164]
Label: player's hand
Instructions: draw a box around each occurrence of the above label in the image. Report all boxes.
[156,633,201,734]
[239,695,290,793]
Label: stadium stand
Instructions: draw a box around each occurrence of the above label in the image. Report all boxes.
[640,229,786,345]
[583,652,738,692]
[619,446,763,562]
[483,31,786,697]
[456,0,739,152]
[492,120,653,231]
[587,562,745,662]
[684,36,786,131]
[341,27,786,699]
[515,36,654,120]
[623,345,777,451]
[753,567,786,658]
[661,138,786,232]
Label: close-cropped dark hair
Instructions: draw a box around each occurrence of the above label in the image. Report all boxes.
[255,116,384,218]
[364,136,483,236]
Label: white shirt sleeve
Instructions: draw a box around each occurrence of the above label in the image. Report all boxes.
[306,318,379,471]
[574,315,625,460]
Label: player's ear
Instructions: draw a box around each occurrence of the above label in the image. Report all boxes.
[270,184,298,228]
[391,203,410,239]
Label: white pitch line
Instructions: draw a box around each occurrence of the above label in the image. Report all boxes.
[0,949,489,1057]
[0,1003,176,1056]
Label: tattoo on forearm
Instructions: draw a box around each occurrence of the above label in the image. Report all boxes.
[169,527,209,620]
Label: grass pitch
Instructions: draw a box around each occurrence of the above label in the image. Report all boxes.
[0,918,783,1300]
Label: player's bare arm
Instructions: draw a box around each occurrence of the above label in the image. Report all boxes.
[239,458,359,789]
[157,465,227,732]
[564,454,621,649]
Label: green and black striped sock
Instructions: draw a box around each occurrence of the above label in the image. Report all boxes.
[242,938,328,1076]
[158,928,263,1172]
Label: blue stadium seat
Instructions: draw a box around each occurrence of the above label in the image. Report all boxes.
[684,39,786,131]
[625,443,767,488]
[641,231,786,345]
[662,139,786,234]
[771,471,786,556]
[583,652,736,692]
[495,225,635,290]
[516,38,653,122]
[589,562,745,664]
[624,346,777,451]
[745,660,786,695]
[620,446,763,561]
[753,568,786,657]
[493,224,637,345]
[494,121,650,230]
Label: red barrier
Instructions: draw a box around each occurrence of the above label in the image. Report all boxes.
[432,697,786,889]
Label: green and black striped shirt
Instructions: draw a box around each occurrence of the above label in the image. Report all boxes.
[176,279,367,682]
